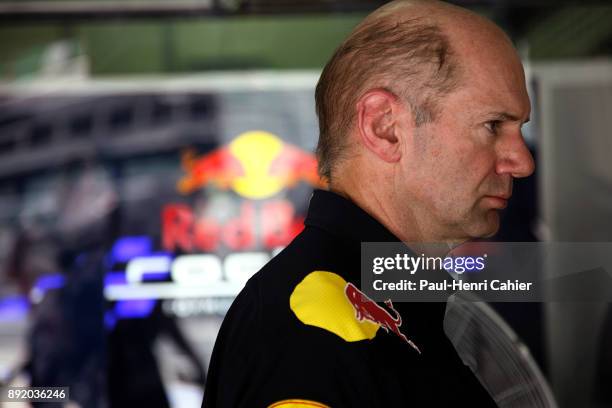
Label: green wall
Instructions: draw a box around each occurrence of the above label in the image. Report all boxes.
[2,5,612,79]
[0,14,365,77]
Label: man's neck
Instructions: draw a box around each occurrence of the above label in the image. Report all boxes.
[329,177,464,258]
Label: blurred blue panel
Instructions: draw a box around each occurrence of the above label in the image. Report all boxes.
[110,236,152,263]
[142,271,170,281]
[105,271,127,286]
[0,295,29,322]
[104,310,117,330]
[34,273,65,291]
[114,299,156,319]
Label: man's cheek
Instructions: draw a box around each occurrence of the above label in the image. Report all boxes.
[435,186,466,216]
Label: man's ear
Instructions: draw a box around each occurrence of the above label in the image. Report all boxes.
[356,89,404,163]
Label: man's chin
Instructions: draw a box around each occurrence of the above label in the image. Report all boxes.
[466,210,500,239]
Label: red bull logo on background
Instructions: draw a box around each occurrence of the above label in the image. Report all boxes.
[177,130,324,199]
[163,131,326,253]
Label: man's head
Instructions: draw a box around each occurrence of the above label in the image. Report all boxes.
[315,0,534,244]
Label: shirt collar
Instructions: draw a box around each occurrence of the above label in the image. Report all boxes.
[305,189,399,244]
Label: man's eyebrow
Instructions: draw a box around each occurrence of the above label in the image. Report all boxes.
[487,111,531,124]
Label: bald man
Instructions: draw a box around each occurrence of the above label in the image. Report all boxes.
[203,1,533,407]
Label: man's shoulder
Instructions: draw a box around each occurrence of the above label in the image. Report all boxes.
[247,225,357,304]
[259,226,344,277]
[225,225,357,334]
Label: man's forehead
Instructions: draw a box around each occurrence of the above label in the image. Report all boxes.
[467,92,531,124]
[484,69,528,114]
[453,32,530,115]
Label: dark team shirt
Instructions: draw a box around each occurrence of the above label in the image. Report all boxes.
[203,189,497,407]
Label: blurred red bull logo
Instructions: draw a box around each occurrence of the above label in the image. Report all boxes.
[163,131,326,252]
[177,130,324,199]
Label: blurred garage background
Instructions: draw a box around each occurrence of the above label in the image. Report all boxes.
[0,0,611,407]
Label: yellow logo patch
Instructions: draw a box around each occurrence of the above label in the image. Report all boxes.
[289,271,379,342]
[268,399,330,408]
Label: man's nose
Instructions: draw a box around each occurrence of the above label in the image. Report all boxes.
[495,132,535,178]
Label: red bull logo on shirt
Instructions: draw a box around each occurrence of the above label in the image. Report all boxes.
[290,271,420,353]
[345,282,421,354]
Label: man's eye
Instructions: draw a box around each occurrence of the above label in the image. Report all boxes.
[485,120,501,134]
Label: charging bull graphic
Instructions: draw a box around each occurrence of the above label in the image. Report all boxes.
[345,282,421,354]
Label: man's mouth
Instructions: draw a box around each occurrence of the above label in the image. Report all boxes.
[483,195,510,209]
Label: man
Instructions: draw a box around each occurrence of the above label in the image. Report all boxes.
[203,0,534,406]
